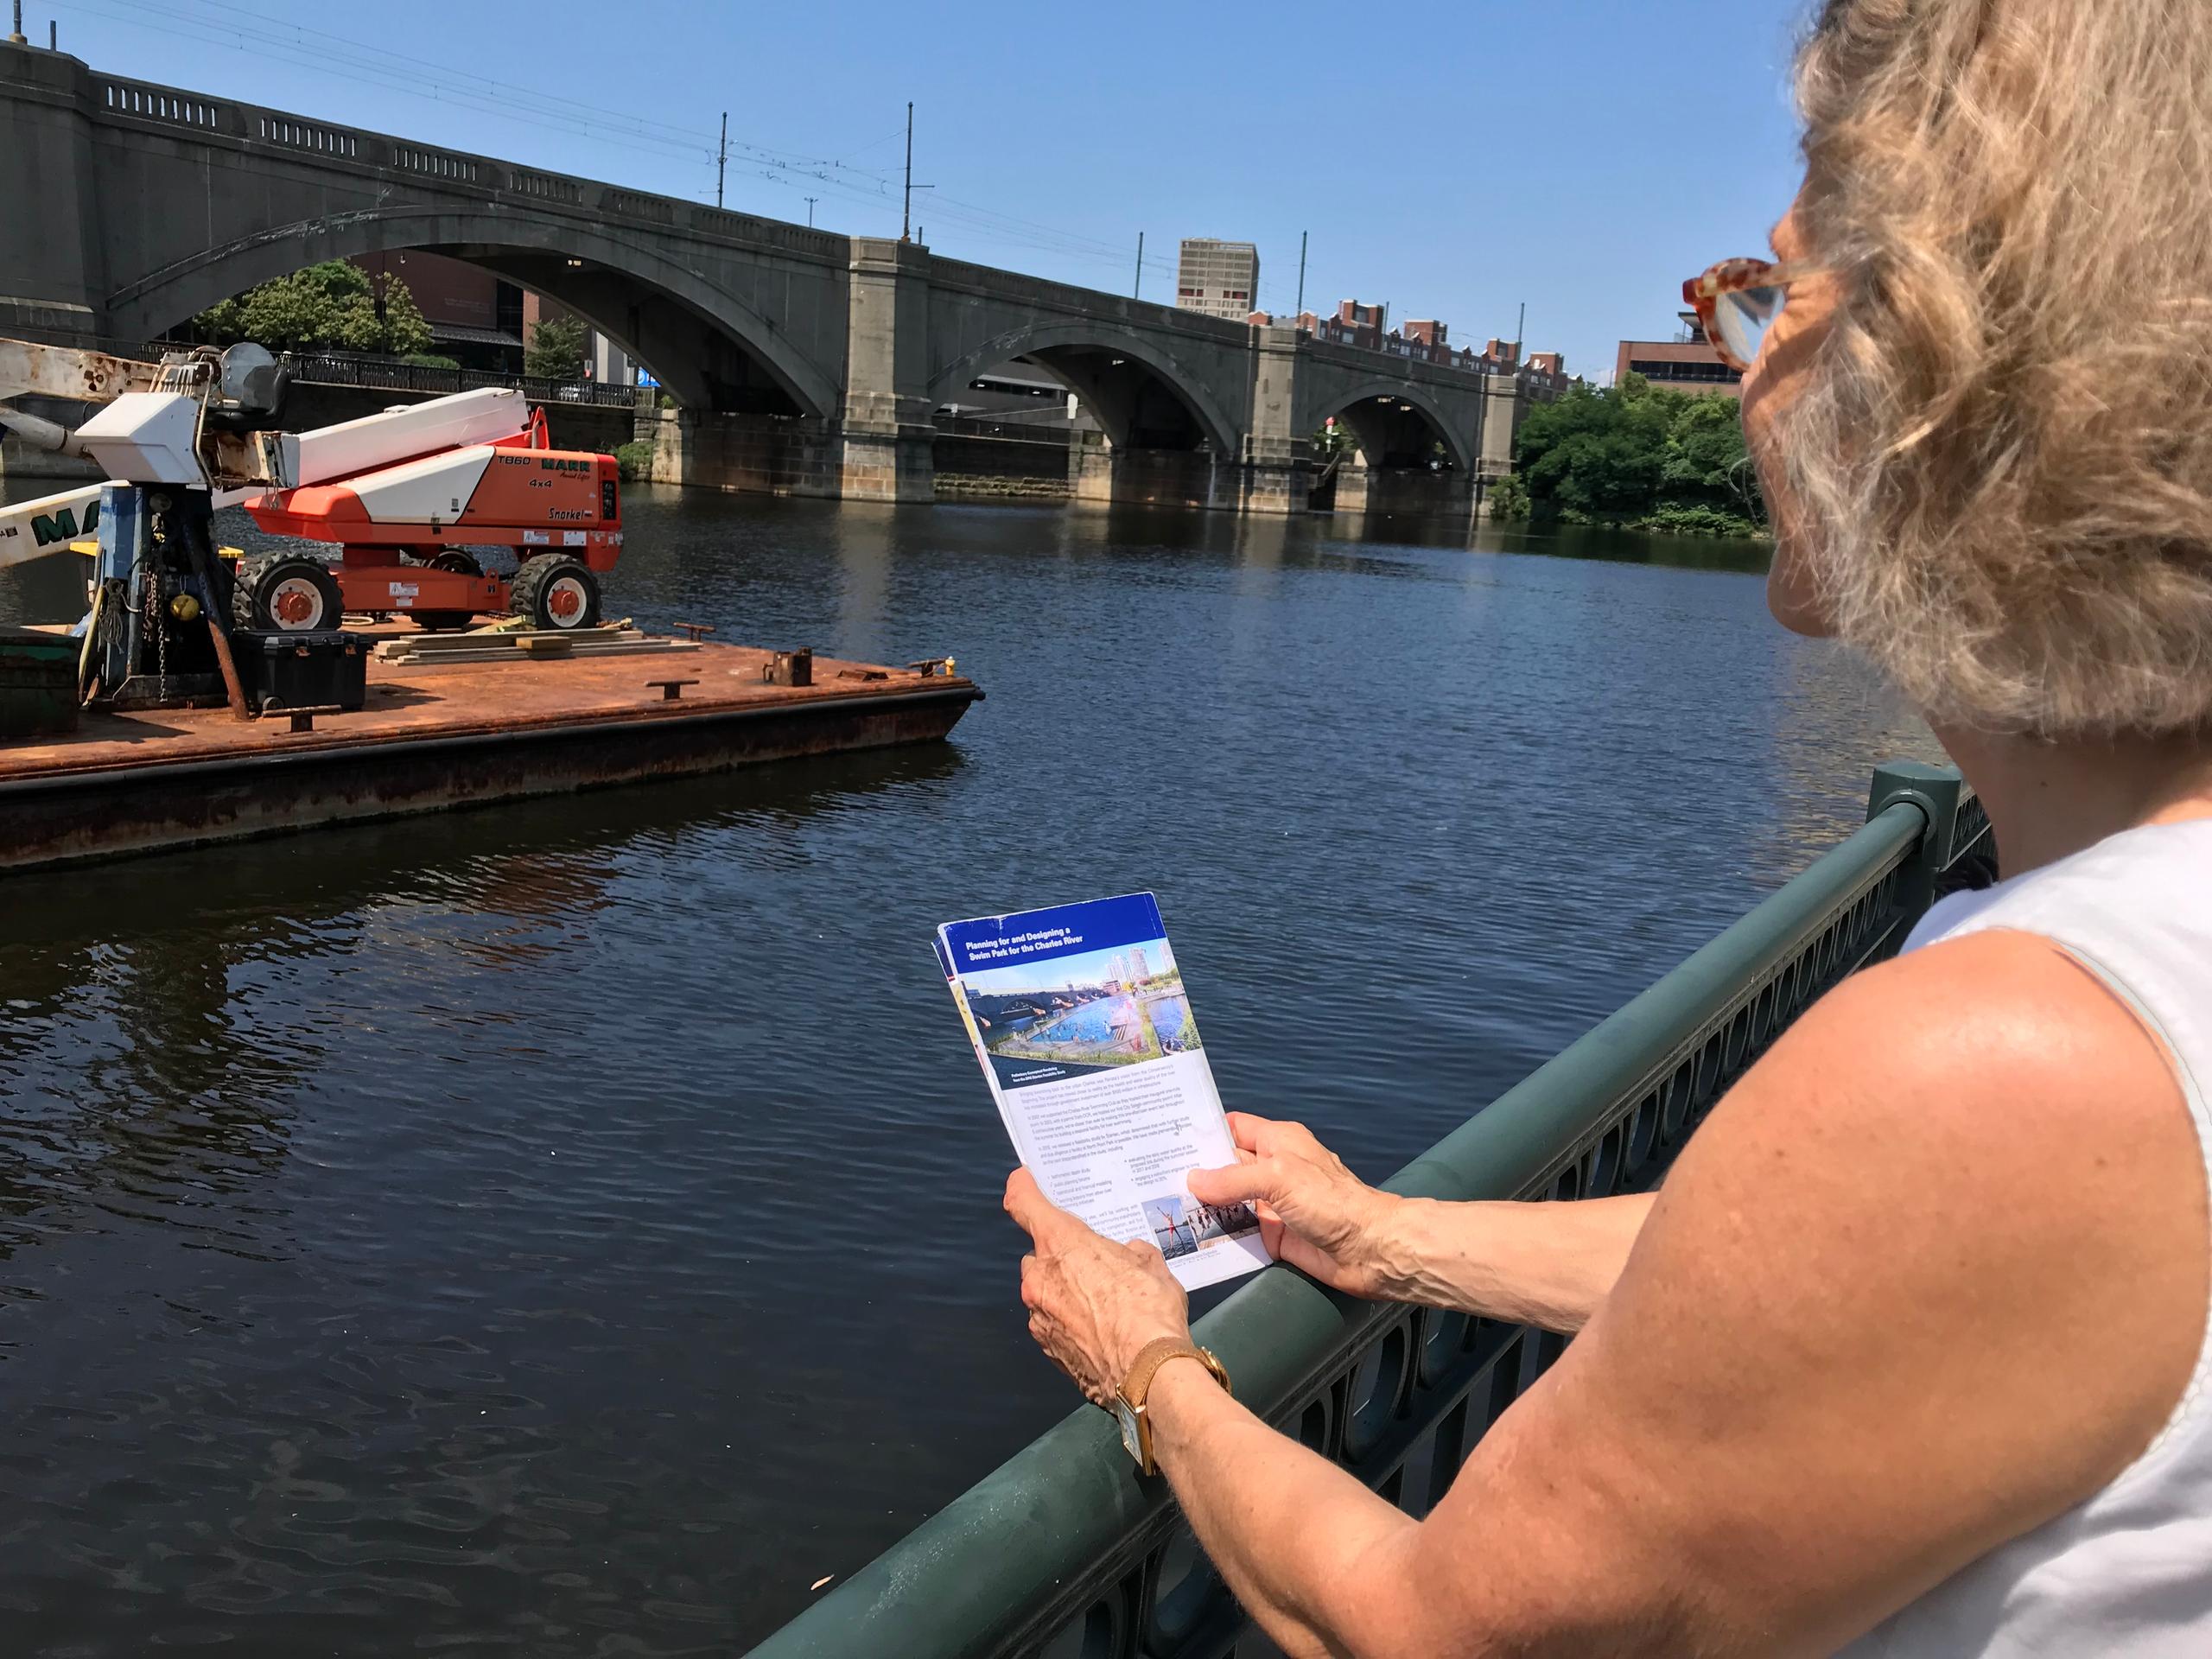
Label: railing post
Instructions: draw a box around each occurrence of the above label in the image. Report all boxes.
[1866,760,1965,921]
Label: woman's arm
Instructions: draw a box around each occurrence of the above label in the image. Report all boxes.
[1014,930,2208,1657]
[1188,1116,1653,1332]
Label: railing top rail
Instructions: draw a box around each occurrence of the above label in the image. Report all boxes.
[756,766,1987,1659]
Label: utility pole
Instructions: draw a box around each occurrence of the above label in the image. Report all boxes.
[1134,232,1143,299]
[715,112,728,209]
[899,102,933,243]
[7,3,25,45]
[1516,300,1526,360]
[804,196,818,226]
[1294,231,1307,318]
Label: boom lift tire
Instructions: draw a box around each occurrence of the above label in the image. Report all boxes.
[234,554,344,633]
[510,556,601,631]
[410,550,485,632]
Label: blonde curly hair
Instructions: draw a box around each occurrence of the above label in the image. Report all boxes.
[1777,0,2212,735]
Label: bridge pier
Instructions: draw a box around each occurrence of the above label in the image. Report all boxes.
[647,410,842,498]
[1234,456,1316,516]
[840,238,937,504]
[1329,461,1475,520]
[1069,435,1223,511]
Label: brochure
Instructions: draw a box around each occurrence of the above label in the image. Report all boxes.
[935,893,1270,1290]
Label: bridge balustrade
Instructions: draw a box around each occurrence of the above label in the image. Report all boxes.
[753,761,1994,1659]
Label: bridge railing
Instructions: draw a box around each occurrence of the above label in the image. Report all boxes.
[752,760,1995,1659]
[277,350,648,410]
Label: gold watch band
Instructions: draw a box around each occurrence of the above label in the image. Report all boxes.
[1120,1337,1230,1409]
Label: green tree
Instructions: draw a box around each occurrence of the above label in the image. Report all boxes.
[1485,473,1530,521]
[524,315,589,381]
[1511,372,1766,536]
[1313,416,1357,461]
[1659,391,1764,520]
[191,260,432,356]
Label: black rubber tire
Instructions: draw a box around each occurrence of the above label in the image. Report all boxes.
[510,556,601,631]
[410,552,484,632]
[235,554,344,633]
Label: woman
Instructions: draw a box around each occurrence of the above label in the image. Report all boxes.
[1007,1,2212,1652]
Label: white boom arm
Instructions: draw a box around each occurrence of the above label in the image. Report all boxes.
[0,338,156,405]
[1,371,530,570]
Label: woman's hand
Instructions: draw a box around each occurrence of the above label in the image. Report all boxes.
[1005,1167,1191,1408]
[1187,1114,1405,1298]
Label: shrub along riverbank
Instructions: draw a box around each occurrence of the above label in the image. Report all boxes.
[1491,373,1768,538]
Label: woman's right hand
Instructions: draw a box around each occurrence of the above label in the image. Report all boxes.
[1188,1113,1404,1299]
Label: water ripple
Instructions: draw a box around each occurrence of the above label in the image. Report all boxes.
[0,495,1940,1653]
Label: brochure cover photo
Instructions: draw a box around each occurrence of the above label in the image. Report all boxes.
[936,893,1267,1290]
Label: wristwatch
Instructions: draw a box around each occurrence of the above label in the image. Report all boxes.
[1113,1337,1230,1476]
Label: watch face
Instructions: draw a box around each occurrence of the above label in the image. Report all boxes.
[1115,1401,1141,1464]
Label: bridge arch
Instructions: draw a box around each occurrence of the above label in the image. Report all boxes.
[103,207,841,417]
[929,321,1240,456]
[1300,375,1478,473]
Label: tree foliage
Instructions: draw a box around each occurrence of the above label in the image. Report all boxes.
[1511,373,1766,536]
[614,439,657,481]
[194,260,432,356]
[524,315,590,381]
[1485,473,1531,521]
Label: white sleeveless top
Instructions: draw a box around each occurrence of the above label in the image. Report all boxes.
[1839,817,2212,1657]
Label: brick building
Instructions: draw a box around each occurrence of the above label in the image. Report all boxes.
[353,250,522,372]
[1612,311,1743,397]
[347,250,634,384]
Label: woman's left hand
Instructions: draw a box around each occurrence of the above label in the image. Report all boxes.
[1005,1167,1191,1408]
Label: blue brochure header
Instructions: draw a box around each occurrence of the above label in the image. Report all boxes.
[937,892,1166,978]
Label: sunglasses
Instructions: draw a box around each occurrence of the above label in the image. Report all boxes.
[1681,258,1802,373]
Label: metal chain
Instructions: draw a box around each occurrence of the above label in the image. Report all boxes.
[151,550,169,705]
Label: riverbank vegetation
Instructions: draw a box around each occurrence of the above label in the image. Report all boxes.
[1492,374,1768,538]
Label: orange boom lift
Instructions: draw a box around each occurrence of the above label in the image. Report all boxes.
[241,408,623,634]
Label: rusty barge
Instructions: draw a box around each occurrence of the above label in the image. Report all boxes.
[0,632,981,873]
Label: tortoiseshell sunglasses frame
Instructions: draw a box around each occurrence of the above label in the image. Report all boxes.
[1681,257,1803,373]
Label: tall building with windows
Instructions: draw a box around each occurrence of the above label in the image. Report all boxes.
[1175,239,1260,321]
[1613,312,1744,397]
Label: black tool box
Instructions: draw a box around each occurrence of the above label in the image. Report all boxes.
[242,631,369,714]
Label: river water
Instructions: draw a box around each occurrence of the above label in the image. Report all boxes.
[0,489,1938,1655]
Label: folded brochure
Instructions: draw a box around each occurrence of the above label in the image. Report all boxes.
[936,892,1269,1290]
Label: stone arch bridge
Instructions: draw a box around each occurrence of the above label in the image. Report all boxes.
[2,42,1554,515]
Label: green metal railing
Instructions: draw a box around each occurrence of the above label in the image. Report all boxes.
[755,760,1996,1659]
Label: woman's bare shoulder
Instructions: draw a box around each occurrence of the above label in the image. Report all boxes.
[1438,928,2210,1649]
[1625,924,2208,1527]
[1681,925,2206,1313]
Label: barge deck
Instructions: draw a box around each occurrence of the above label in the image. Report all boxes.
[0,632,981,872]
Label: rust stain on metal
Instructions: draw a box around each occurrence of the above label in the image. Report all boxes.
[9,340,159,402]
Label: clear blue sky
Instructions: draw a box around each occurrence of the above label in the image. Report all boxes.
[41,0,1812,380]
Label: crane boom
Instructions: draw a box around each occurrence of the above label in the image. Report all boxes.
[2,335,532,569]
[0,338,157,404]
